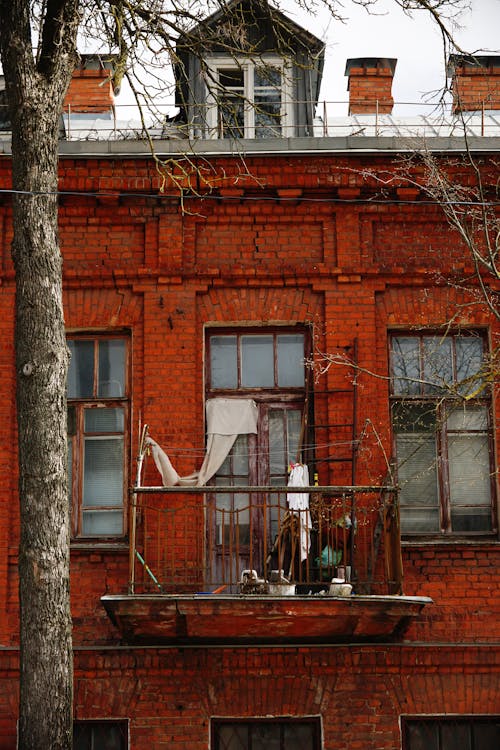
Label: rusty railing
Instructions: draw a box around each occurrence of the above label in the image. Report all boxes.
[129,485,402,596]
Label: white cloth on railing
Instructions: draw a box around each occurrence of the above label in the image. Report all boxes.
[146,398,258,487]
[287,463,312,562]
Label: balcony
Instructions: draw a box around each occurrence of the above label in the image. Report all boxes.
[102,486,431,645]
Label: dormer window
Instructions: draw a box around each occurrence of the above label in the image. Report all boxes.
[206,58,292,139]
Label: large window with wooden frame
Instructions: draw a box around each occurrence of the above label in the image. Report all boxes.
[390,332,496,535]
[206,328,311,577]
[402,716,500,750]
[212,718,321,750]
[67,335,129,538]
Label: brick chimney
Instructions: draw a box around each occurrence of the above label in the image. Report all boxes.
[63,54,117,115]
[345,57,397,115]
[448,55,500,113]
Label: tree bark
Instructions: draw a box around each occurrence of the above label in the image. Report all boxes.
[0,2,80,747]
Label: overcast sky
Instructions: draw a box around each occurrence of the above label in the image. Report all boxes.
[285,0,500,115]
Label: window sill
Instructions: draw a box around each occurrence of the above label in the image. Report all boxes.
[402,536,499,548]
[70,540,129,553]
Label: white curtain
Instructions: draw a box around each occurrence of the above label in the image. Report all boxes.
[146,398,258,487]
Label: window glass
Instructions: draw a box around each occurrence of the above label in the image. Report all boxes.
[423,336,452,393]
[403,718,500,750]
[277,334,305,387]
[83,438,124,507]
[209,330,306,391]
[213,720,320,750]
[98,339,126,397]
[85,407,125,433]
[392,337,421,395]
[241,334,274,387]
[211,335,238,388]
[73,720,128,750]
[456,336,483,395]
[68,339,94,398]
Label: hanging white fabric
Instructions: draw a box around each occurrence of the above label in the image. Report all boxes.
[287,463,312,562]
[146,398,258,487]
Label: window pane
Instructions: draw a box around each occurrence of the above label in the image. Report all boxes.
[277,334,305,387]
[214,721,318,750]
[82,510,123,536]
[284,724,316,749]
[397,435,440,532]
[441,723,471,750]
[448,434,491,506]
[219,68,244,89]
[232,434,250,476]
[241,335,274,387]
[286,410,302,466]
[473,721,500,749]
[255,94,281,138]
[217,724,248,750]
[423,336,452,394]
[405,722,439,750]
[254,66,281,88]
[456,336,484,395]
[67,340,94,398]
[269,411,286,476]
[447,406,488,431]
[392,337,421,395]
[85,407,124,433]
[211,335,238,388]
[251,724,280,750]
[220,97,245,138]
[98,339,126,397]
[83,437,123,507]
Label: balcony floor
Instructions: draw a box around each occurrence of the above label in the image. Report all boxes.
[101,593,432,645]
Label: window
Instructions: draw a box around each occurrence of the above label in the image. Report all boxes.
[206,58,292,138]
[212,718,321,750]
[206,328,310,577]
[67,335,129,538]
[73,720,128,749]
[390,333,495,535]
[402,716,500,750]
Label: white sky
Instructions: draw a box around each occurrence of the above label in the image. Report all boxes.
[286,0,500,115]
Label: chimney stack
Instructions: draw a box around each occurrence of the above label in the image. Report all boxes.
[63,54,117,115]
[345,57,397,115]
[448,55,500,113]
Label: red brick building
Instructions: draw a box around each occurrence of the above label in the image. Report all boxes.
[0,2,499,748]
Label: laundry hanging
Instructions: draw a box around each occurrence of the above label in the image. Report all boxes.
[287,462,312,562]
[146,398,258,487]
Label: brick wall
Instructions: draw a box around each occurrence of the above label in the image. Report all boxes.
[0,646,499,748]
[0,149,499,746]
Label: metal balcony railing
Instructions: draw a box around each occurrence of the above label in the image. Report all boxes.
[129,485,402,597]
[2,100,498,142]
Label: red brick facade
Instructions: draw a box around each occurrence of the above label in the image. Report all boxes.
[0,146,499,747]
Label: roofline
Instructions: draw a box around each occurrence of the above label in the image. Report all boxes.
[177,0,325,54]
[1,134,498,159]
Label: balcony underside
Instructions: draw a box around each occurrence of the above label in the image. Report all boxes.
[101,593,432,645]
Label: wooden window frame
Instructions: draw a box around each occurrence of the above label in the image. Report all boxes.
[73,719,129,749]
[390,331,497,537]
[402,715,500,750]
[67,334,130,540]
[211,717,321,750]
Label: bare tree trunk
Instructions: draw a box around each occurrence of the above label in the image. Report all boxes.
[0,2,80,747]
[12,116,73,750]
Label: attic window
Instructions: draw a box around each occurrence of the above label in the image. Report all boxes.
[207,57,292,138]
